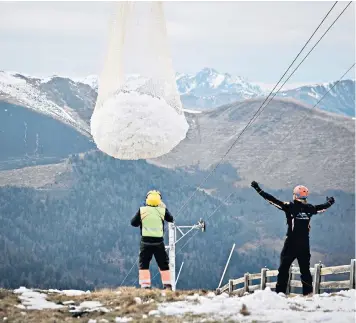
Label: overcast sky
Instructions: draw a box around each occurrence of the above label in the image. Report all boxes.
[0,1,354,87]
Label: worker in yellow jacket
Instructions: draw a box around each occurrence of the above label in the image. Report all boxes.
[131,190,174,289]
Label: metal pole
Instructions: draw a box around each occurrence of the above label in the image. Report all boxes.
[175,227,195,244]
[218,243,236,289]
[168,222,176,291]
[175,261,184,286]
[350,259,356,289]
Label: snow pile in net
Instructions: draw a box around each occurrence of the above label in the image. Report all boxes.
[91,91,188,159]
[91,2,188,160]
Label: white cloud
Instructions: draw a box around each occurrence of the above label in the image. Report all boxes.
[0,1,354,83]
[0,2,112,36]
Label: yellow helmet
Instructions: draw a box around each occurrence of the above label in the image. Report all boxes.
[146,190,162,207]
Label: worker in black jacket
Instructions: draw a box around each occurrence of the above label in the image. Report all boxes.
[251,181,335,295]
[131,190,174,289]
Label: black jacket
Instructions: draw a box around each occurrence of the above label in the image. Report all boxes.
[256,190,333,240]
[131,207,174,243]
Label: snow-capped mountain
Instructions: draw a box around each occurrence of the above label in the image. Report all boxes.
[0,68,264,133]
[176,67,264,109]
[278,80,355,117]
[74,68,264,110]
[0,69,354,140]
[0,71,94,136]
[74,68,355,115]
[75,67,264,103]
[76,74,98,90]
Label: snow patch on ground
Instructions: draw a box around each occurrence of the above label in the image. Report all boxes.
[158,288,356,322]
[14,287,64,310]
[115,317,133,322]
[14,287,108,313]
[69,301,110,314]
[48,288,90,296]
[148,309,160,316]
[91,91,189,160]
[134,297,142,304]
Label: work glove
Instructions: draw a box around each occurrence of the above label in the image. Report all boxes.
[251,181,262,192]
[326,196,335,205]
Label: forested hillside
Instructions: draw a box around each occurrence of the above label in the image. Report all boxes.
[0,151,354,291]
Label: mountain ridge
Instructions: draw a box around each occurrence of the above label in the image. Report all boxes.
[1,68,354,122]
[153,96,355,193]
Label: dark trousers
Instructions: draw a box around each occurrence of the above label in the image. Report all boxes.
[276,237,313,295]
[139,241,169,271]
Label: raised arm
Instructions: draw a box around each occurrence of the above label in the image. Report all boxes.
[251,181,289,211]
[314,196,335,213]
[131,209,141,227]
[164,208,174,223]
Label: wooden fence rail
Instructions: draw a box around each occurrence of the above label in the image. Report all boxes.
[217,258,356,296]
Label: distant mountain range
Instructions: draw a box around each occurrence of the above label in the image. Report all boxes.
[1,68,354,126]
[278,80,355,117]
[79,68,355,116]
[175,68,265,109]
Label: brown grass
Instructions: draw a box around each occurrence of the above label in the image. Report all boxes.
[239,304,250,316]
[0,287,218,323]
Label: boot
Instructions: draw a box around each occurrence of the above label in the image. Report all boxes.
[163,284,172,290]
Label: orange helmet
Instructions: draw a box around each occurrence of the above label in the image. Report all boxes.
[293,185,309,200]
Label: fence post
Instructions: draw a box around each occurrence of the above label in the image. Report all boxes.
[350,259,356,290]
[244,273,250,293]
[266,268,271,290]
[313,263,322,295]
[260,268,267,290]
[228,279,234,293]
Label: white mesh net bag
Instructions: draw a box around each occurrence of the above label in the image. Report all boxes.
[91,1,189,160]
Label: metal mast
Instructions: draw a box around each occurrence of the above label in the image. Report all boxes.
[166,219,206,291]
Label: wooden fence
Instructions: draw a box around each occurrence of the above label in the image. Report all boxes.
[216,259,356,296]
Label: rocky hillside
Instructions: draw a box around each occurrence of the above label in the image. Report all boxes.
[154,97,355,193]
[0,101,94,171]
[0,71,93,135]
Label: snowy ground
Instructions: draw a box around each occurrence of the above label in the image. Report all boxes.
[7,286,355,323]
[159,288,356,322]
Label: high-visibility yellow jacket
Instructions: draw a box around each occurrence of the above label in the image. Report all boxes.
[131,205,174,242]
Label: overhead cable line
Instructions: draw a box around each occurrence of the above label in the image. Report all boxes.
[171,1,343,221]
[260,62,355,176]
[251,1,352,124]
[149,1,353,288]
[120,0,351,288]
